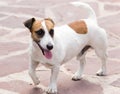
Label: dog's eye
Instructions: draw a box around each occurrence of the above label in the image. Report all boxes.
[49,29,54,37]
[35,29,45,37]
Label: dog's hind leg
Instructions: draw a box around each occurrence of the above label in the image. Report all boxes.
[72,46,90,81]
[29,60,40,85]
[92,28,108,76]
[95,47,107,76]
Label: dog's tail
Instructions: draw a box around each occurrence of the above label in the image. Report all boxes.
[70,1,97,23]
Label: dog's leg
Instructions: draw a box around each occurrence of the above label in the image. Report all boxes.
[46,66,60,94]
[72,54,86,81]
[95,48,107,76]
[29,59,40,85]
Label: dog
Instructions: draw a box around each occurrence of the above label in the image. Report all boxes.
[24,2,108,94]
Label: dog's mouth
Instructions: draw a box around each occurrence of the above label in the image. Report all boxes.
[35,41,52,59]
[43,49,52,59]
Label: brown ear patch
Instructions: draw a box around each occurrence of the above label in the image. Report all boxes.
[31,20,42,32]
[68,20,88,34]
[44,18,54,32]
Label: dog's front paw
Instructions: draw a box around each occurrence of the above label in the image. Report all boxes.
[46,85,57,94]
[96,69,106,76]
[72,73,82,81]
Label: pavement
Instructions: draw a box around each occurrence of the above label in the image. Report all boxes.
[0,0,120,94]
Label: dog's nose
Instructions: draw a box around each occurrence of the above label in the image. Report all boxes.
[46,43,53,50]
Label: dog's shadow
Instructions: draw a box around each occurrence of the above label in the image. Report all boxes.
[29,87,44,94]
[57,79,103,94]
[28,79,103,94]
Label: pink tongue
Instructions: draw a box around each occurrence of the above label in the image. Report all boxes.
[44,50,52,59]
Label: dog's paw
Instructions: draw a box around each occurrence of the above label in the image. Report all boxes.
[96,70,106,76]
[72,74,82,81]
[33,79,40,85]
[46,85,57,94]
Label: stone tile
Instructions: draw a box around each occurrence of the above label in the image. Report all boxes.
[108,47,120,59]
[0,41,28,56]
[98,0,120,3]
[4,30,30,43]
[107,23,120,37]
[17,0,75,7]
[98,12,120,36]
[64,57,120,75]
[107,32,120,49]
[0,29,11,36]
[0,13,7,18]
[0,0,17,5]
[98,12,120,28]
[57,72,103,94]
[104,4,120,12]
[0,80,44,94]
[0,16,27,28]
[106,59,120,75]
[98,12,120,24]
[0,6,40,17]
[0,53,29,77]
[111,78,120,87]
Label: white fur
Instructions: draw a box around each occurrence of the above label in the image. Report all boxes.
[28,2,108,94]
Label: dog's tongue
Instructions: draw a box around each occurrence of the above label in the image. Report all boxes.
[44,50,52,59]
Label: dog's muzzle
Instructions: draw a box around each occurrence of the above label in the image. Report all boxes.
[34,41,53,59]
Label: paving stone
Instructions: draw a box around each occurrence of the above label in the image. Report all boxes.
[0,16,27,28]
[98,0,120,3]
[17,0,75,7]
[0,41,28,56]
[0,29,11,36]
[0,80,44,94]
[111,78,120,87]
[0,6,40,17]
[64,57,120,75]
[57,72,103,94]
[0,0,18,5]
[0,13,8,18]
[108,47,120,59]
[98,12,120,36]
[107,32,120,49]
[98,12,120,27]
[0,53,29,77]
[104,4,120,12]
[4,30,30,43]
[107,60,120,75]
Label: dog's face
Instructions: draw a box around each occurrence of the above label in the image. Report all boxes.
[24,18,55,59]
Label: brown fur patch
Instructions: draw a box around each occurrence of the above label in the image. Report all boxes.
[68,20,88,34]
[31,19,54,41]
[31,20,42,41]
[32,20,42,32]
[44,18,54,31]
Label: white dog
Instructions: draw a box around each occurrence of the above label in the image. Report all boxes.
[24,2,108,94]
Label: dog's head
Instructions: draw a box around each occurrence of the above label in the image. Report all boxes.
[24,18,55,59]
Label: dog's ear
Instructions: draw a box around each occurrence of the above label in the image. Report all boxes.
[24,18,35,30]
[45,18,55,26]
